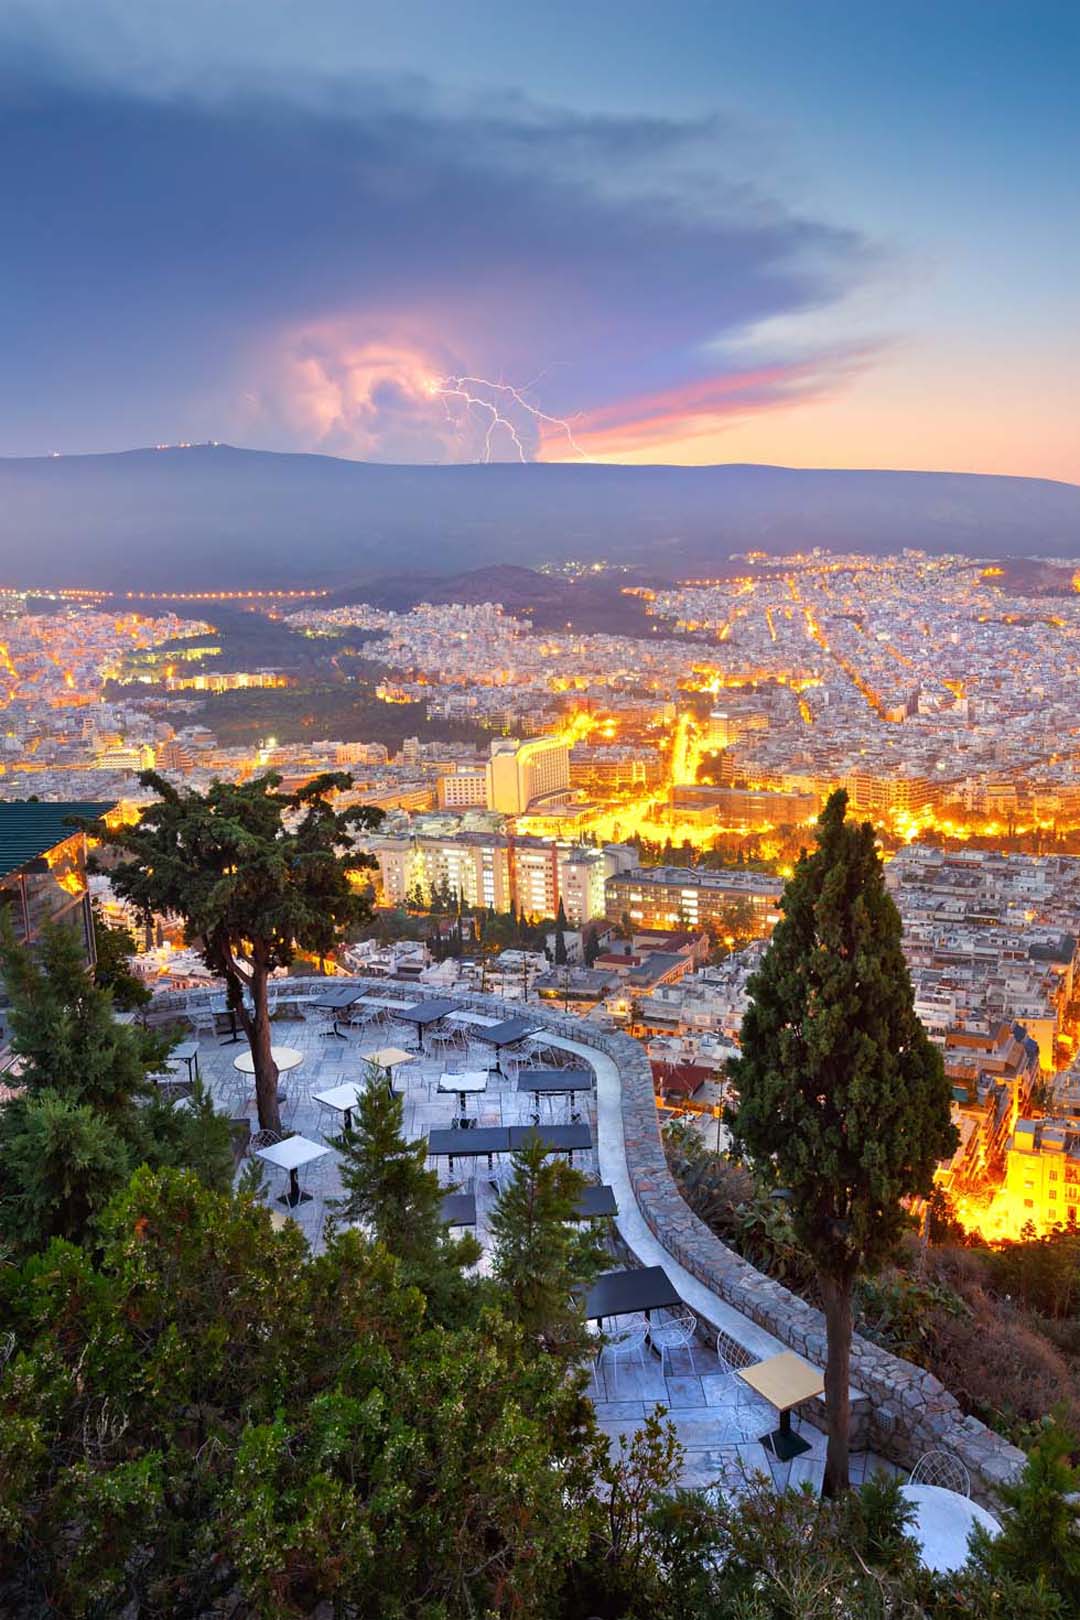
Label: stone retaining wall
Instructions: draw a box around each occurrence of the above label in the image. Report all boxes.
[599,1021,1025,1508]
[154,976,1025,1507]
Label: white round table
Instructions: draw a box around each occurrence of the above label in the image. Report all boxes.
[232,1045,305,1075]
[900,1483,1000,1573]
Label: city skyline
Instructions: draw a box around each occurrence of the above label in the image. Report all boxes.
[2,1,1077,481]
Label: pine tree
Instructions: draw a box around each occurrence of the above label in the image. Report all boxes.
[727,790,956,1494]
[0,919,233,1253]
[489,1137,607,1358]
[0,917,166,1116]
[332,1064,479,1309]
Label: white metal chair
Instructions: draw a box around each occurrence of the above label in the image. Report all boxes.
[711,1329,770,1439]
[648,1306,698,1376]
[312,1094,342,1142]
[596,1312,649,1394]
[908,1451,971,1497]
[246,1127,283,1157]
[429,1024,466,1063]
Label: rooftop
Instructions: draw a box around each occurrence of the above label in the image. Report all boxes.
[0,799,113,879]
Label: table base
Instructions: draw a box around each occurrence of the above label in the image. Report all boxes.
[278,1188,313,1209]
[762,1428,811,1462]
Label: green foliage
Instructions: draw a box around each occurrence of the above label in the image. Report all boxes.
[639,1469,928,1620]
[854,1272,969,1363]
[331,1064,480,1317]
[565,1410,685,1616]
[728,790,956,1489]
[3,1164,1080,1616]
[555,896,569,965]
[90,771,383,1130]
[0,921,233,1255]
[988,1225,1080,1320]
[0,1089,133,1247]
[489,1136,608,1357]
[0,1166,605,1618]
[665,1130,820,1299]
[729,790,957,1283]
[89,897,151,1009]
[951,1419,1080,1616]
[0,917,168,1115]
[93,770,382,981]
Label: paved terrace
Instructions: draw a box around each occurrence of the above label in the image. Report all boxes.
[150,976,900,1497]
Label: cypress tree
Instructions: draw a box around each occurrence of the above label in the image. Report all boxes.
[728,790,956,1494]
[554,898,569,967]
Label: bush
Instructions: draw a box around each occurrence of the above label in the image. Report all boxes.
[854,1271,969,1364]
[664,1132,820,1299]
[929,1297,1080,1445]
[0,1167,602,1618]
[988,1225,1080,1320]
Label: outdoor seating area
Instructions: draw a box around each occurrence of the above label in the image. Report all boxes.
[172,987,599,1266]
[163,986,989,1539]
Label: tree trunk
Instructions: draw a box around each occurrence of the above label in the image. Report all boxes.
[245,964,280,1134]
[820,1269,852,1496]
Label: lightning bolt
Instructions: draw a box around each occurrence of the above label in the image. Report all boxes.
[426,372,588,462]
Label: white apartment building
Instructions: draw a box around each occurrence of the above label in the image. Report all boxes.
[485,736,570,814]
[437,766,488,810]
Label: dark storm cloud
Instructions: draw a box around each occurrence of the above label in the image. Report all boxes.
[0,50,875,456]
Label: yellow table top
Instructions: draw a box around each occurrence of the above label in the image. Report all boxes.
[364,1046,414,1070]
[737,1349,825,1411]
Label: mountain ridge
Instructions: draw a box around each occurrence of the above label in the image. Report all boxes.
[0,443,1076,589]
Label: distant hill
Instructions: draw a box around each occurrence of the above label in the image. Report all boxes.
[0,444,1077,590]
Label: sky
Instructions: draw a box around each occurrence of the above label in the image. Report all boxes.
[1,1,1077,479]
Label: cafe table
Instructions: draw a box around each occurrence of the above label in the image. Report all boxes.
[168,1040,200,1082]
[256,1134,330,1208]
[310,984,363,1039]
[737,1350,825,1462]
[440,1191,478,1227]
[584,1265,681,1324]
[232,1045,305,1077]
[311,1081,365,1131]
[437,1068,488,1117]
[899,1484,1000,1574]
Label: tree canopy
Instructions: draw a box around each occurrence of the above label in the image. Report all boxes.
[0,920,233,1255]
[90,898,151,1010]
[728,790,956,1492]
[0,1167,603,1618]
[89,771,383,1130]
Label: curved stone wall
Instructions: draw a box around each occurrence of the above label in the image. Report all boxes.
[153,976,1025,1506]
[598,1019,1025,1507]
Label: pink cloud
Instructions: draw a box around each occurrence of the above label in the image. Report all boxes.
[538,353,873,462]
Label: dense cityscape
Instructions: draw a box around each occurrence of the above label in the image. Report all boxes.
[3,4,1080,1615]
[4,551,1080,1253]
